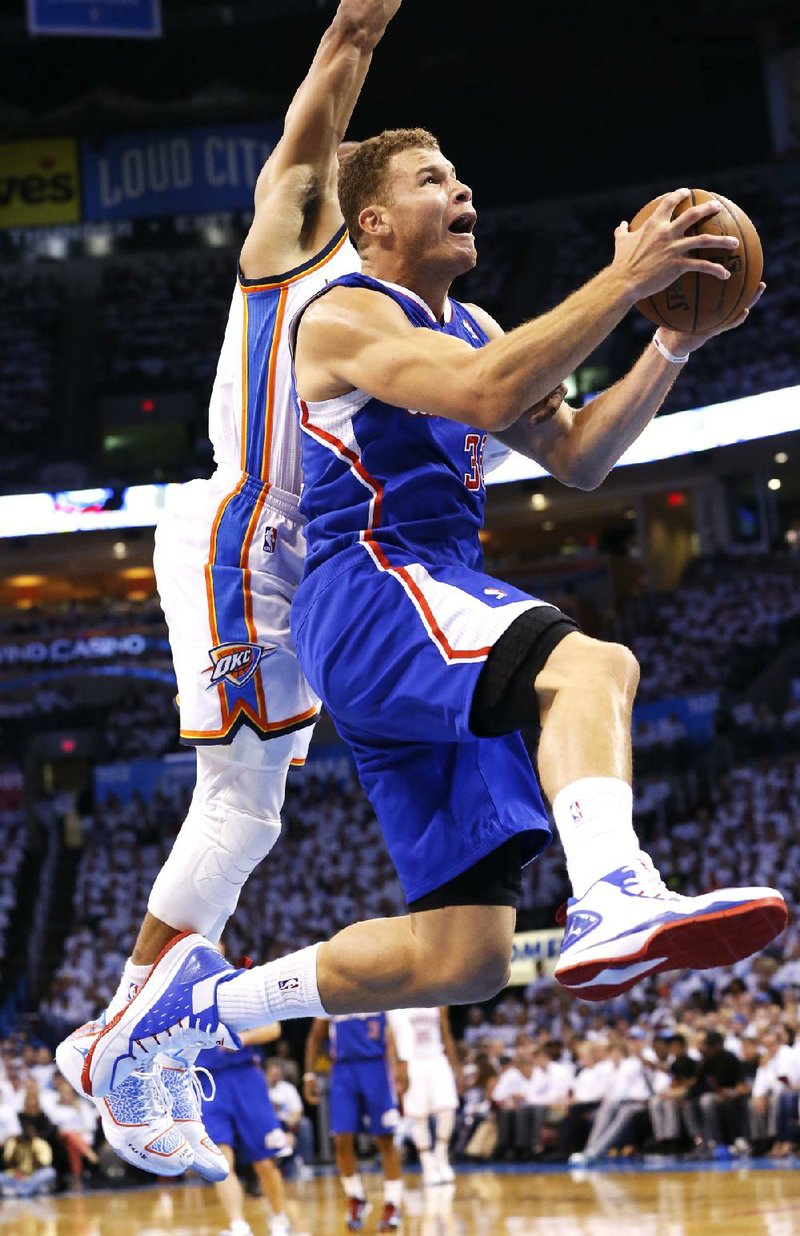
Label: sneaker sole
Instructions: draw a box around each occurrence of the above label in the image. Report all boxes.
[555,896,787,1000]
[83,931,195,1097]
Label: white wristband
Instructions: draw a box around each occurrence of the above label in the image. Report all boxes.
[652,330,689,365]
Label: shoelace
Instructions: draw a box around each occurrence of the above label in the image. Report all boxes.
[621,854,682,901]
[185,1063,216,1108]
[130,1019,230,1062]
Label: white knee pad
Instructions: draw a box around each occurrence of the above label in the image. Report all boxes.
[148,729,296,939]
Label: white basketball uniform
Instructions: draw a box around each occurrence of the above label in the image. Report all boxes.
[154,226,358,756]
[388,1008,458,1117]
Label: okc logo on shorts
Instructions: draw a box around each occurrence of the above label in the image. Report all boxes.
[205,641,273,689]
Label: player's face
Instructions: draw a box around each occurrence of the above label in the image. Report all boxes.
[384,148,477,274]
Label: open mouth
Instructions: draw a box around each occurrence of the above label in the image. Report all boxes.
[448,212,477,235]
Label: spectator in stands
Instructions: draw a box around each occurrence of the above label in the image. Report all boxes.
[266,1059,314,1178]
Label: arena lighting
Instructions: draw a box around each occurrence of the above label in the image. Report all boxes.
[667,491,687,507]
[775,451,789,464]
[141,399,156,414]
[112,541,128,559]
[530,493,548,511]
[487,381,800,486]
[768,477,782,491]
[8,574,45,586]
[0,383,798,540]
[59,738,77,755]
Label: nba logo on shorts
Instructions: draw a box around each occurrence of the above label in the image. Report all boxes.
[206,642,270,689]
[263,526,278,553]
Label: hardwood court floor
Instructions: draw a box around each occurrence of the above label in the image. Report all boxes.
[2,1164,800,1236]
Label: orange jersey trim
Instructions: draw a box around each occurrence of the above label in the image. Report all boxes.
[240,230,349,294]
[180,703,319,742]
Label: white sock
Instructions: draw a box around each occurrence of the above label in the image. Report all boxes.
[217,944,325,1030]
[227,1220,251,1236]
[384,1178,403,1206]
[342,1173,365,1201]
[552,777,640,898]
[106,958,151,1020]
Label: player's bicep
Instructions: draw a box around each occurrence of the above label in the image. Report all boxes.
[297,292,495,427]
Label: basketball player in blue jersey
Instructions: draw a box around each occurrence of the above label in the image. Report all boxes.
[304,1014,403,1231]
[55,0,401,1180]
[75,135,784,1108]
[194,1024,294,1236]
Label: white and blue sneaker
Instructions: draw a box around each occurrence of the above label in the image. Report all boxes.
[84,932,241,1098]
[56,1019,194,1177]
[159,1059,229,1182]
[554,856,787,1001]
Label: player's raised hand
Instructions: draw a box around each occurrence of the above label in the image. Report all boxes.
[611,188,740,302]
[526,382,568,425]
[658,282,766,357]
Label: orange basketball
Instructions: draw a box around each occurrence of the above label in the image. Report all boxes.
[630,188,763,335]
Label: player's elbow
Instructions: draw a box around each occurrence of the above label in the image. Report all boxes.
[468,387,521,433]
[552,451,608,492]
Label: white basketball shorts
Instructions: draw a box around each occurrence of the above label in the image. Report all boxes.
[154,465,318,755]
[403,1057,459,1118]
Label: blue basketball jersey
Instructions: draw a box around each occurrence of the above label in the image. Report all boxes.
[293,273,496,577]
[330,1013,388,1063]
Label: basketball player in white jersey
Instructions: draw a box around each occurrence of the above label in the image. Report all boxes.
[389,1008,460,1186]
[55,0,402,1179]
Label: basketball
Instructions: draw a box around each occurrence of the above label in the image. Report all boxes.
[630,189,763,334]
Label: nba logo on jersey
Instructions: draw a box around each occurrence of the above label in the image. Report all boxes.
[206,642,272,689]
[263,526,278,553]
[570,800,583,824]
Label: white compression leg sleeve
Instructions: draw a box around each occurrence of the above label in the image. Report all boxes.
[147,727,297,940]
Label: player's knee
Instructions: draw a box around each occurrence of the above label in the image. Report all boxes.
[442,939,511,1003]
[565,637,639,698]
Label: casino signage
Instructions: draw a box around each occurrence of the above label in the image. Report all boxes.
[0,632,150,667]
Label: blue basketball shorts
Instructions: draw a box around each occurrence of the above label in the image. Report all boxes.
[203,1063,290,1165]
[329,1059,399,1137]
[291,542,554,904]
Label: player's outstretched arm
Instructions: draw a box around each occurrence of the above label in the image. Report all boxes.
[486,280,766,490]
[295,191,740,434]
[302,1017,330,1105]
[240,0,402,278]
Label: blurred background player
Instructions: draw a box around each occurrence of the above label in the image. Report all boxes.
[55,0,402,1179]
[304,1014,403,1232]
[388,1008,460,1187]
[193,1020,293,1236]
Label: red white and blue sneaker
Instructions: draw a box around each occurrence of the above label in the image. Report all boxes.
[378,1202,402,1231]
[159,1058,229,1182]
[83,933,241,1099]
[346,1198,371,1231]
[554,856,787,1001]
[56,1020,194,1177]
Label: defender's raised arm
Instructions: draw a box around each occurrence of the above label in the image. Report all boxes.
[241,0,402,277]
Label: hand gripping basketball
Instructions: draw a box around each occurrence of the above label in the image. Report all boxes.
[612,188,741,305]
